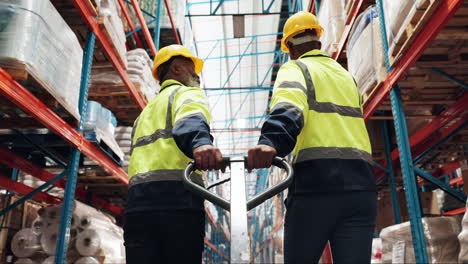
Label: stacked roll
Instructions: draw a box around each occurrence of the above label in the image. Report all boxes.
[11,201,125,264]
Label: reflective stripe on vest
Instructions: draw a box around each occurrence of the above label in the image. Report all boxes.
[132,86,182,151]
[295,147,373,163]
[295,60,362,118]
[129,169,203,187]
[285,54,371,163]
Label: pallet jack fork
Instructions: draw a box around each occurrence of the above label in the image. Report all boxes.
[183,156,293,263]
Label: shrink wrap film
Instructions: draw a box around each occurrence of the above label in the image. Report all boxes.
[317,0,346,56]
[347,6,387,96]
[0,0,83,120]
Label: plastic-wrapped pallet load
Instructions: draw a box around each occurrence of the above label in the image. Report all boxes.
[96,0,128,68]
[317,0,347,56]
[83,101,125,165]
[0,0,83,120]
[346,6,387,97]
[381,0,429,60]
[380,216,461,263]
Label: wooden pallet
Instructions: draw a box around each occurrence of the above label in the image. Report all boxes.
[362,80,384,105]
[0,66,79,128]
[389,0,443,66]
[88,81,147,125]
[84,132,124,167]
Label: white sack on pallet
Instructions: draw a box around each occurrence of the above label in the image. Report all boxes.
[380,216,461,263]
[11,228,42,258]
[371,238,382,263]
[317,0,346,56]
[0,0,83,120]
[75,257,100,264]
[126,49,161,101]
[346,6,387,96]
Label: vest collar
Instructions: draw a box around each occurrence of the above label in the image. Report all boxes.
[299,49,329,59]
[160,79,184,91]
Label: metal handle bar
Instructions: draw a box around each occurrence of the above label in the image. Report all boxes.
[182,156,294,212]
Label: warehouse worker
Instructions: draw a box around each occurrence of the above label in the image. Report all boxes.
[247,11,376,264]
[124,45,223,264]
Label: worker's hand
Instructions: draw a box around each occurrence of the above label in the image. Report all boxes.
[247,145,277,172]
[193,145,225,172]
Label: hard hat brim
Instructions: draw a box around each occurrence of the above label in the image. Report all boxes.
[152,54,204,80]
[281,25,324,53]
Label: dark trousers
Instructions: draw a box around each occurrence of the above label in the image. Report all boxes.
[284,192,377,264]
[123,210,205,264]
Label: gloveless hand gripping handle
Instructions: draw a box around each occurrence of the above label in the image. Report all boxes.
[182,156,294,212]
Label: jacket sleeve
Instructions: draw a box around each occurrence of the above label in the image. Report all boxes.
[258,62,309,157]
[172,87,213,159]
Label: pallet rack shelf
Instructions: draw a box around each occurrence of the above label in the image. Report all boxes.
[0,0,183,262]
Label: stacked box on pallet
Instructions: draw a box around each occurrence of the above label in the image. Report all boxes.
[97,0,128,68]
[11,201,125,263]
[0,0,83,120]
[346,6,387,98]
[126,49,161,102]
[317,0,347,56]
[380,216,461,263]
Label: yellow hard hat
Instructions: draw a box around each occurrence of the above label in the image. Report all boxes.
[152,44,204,80]
[281,11,324,53]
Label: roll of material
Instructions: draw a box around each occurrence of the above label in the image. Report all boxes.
[75,201,116,226]
[76,229,123,258]
[14,259,38,264]
[40,224,77,256]
[40,206,81,229]
[75,256,100,264]
[11,228,42,258]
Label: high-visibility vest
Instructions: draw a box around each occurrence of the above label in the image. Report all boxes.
[128,80,210,187]
[271,49,372,164]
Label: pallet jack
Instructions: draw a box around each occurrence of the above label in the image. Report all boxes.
[183,156,293,263]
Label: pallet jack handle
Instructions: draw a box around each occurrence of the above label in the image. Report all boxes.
[183,156,293,212]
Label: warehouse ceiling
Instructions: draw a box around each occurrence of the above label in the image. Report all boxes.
[186,0,285,157]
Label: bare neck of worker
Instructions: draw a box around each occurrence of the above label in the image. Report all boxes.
[289,41,322,60]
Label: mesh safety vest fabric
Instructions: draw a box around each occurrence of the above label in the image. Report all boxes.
[271,49,372,164]
[128,80,210,187]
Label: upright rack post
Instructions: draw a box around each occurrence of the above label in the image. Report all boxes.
[55,30,95,264]
[382,120,401,224]
[375,0,428,262]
